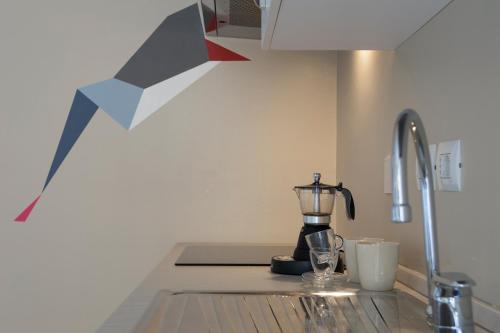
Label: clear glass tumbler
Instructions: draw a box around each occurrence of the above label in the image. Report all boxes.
[309,247,338,278]
[303,229,344,284]
[305,229,343,251]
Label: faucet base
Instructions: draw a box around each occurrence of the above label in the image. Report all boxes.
[429,322,475,333]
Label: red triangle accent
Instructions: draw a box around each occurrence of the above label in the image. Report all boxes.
[14,195,41,222]
[205,40,250,61]
[205,17,217,33]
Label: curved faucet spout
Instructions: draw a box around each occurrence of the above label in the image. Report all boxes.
[392,109,474,332]
[391,109,439,292]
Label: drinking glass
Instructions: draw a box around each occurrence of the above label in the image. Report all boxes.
[305,229,343,252]
[344,237,383,283]
[309,247,338,277]
[302,229,344,283]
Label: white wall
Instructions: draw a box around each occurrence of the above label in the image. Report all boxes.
[336,0,500,307]
[0,1,337,332]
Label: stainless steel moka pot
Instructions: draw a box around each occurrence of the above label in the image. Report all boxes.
[271,173,355,275]
[294,172,355,225]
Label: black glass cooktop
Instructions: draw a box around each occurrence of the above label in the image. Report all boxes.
[175,244,295,266]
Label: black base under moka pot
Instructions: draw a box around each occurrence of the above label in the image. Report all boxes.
[271,173,355,275]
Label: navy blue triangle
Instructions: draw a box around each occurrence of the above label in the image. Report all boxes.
[43,89,98,190]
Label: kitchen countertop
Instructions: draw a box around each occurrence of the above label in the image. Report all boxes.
[95,242,435,333]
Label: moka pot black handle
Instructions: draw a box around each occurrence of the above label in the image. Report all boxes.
[335,182,355,220]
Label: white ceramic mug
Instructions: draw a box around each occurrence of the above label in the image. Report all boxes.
[344,237,383,283]
[356,241,399,291]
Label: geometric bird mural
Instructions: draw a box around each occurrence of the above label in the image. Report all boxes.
[15,3,249,222]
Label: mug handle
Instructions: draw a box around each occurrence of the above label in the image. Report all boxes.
[335,234,344,250]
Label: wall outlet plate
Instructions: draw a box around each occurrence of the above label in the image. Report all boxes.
[437,140,462,191]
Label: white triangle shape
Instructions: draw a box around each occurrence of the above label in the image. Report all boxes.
[129,61,219,129]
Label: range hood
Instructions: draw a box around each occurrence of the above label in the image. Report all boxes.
[201,0,454,50]
[201,0,262,40]
[261,0,453,50]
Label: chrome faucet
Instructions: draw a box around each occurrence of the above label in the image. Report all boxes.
[392,109,475,332]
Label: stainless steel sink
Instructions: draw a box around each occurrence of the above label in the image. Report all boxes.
[132,289,431,333]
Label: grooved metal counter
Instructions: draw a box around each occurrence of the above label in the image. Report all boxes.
[96,243,433,333]
[133,290,431,333]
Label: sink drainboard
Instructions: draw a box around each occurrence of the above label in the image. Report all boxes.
[133,290,431,333]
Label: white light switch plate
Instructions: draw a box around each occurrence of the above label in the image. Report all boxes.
[437,140,462,191]
[416,144,437,191]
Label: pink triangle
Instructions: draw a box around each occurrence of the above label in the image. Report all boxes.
[14,195,41,222]
[205,40,250,61]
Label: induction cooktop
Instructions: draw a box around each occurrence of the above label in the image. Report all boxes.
[175,244,295,266]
